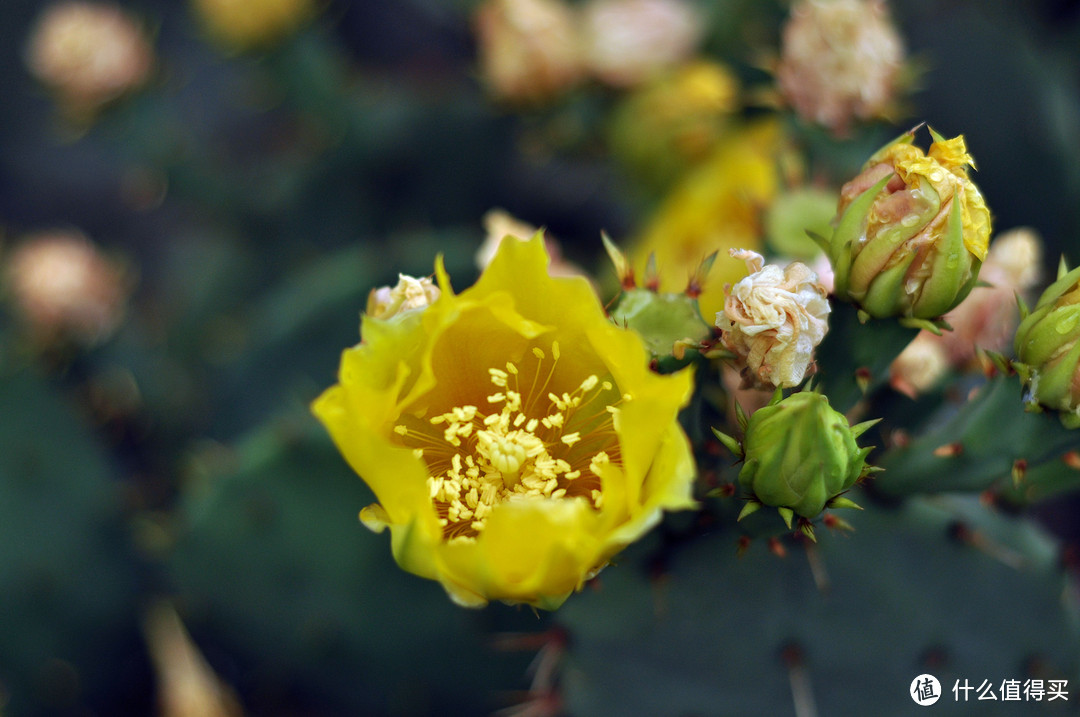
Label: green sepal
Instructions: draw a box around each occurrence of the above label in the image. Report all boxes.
[712,427,744,460]
[898,316,950,335]
[734,399,749,433]
[737,501,763,522]
[826,496,864,511]
[1016,292,1030,321]
[778,506,795,529]
[830,172,894,297]
[850,418,882,440]
[914,194,968,318]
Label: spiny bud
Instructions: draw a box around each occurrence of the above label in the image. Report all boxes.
[724,391,879,525]
[821,126,992,322]
[1013,261,1080,428]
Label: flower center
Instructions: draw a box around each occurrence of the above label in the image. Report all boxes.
[393,341,624,542]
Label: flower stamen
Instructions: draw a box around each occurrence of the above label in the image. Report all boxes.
[393,342,622,541]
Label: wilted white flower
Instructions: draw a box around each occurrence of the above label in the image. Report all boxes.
[716,249,830,388]
[25,2,153,116]
[776,0,904,135]
[581,0,701,88]
[474,0,584,104]
[4,229,130,345]
[366,275,441,320]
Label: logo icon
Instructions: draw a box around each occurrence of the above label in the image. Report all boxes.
[911,674,942,706]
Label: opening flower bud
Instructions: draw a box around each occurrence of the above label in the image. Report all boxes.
[824,127,992,320]
[1014,263,1080,428]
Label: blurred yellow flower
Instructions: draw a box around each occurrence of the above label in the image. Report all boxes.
[313,235,696,608]
[191,0,316,51]
[631,120,783,319]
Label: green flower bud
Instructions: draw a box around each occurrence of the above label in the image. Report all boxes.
[822,127,992,321]
[1014,262,1080,428]
[737,391,878,524]
[611,287,712,358]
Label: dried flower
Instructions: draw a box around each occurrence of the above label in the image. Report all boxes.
[313,235,696,608]
[191,0,316,52]
[716,249,830,389]
[776,0,905,135]
[474,0,584,104]
[580,0,701,88]
[3,230,130,345]
[25,2,153,117]
[825,127,992,321]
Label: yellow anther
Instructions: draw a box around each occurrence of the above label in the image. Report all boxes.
[487,392,505,403]
[413,448,424,459]
[532,347,545,360]
[602,381,613,391]
[551,488,567,499]
[526,418,539,432]
[551,341,561,360]
[514,413,526,427]
[564,470,580,480]
[506,362,518,375]
[580,375,599,392]
[394,425,409,435]
[562,432,581,446]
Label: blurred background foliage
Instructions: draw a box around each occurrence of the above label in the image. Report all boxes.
[2,0,1080,715]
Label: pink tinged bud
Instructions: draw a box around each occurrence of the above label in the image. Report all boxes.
[825,127,992,320]
[716,249,830,389]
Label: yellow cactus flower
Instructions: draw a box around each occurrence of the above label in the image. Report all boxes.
[631,120,783,319]
[312,235,696,608]
[190,0,316,52]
